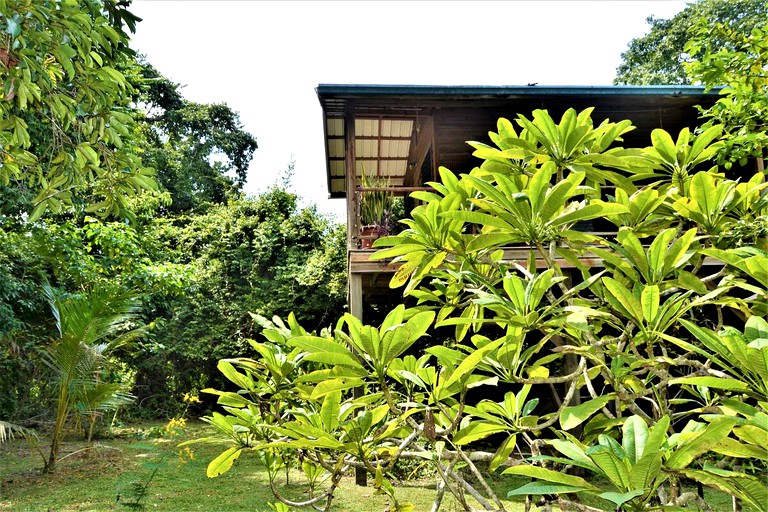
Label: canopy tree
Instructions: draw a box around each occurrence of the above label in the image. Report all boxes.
[0,0,156,220]
[134,62,258,213]
[614,0,767,85]
[685,10,768,171]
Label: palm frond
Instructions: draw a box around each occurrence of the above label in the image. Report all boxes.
[0,420,36,443]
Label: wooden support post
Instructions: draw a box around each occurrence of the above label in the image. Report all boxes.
[349,272,363,321]
[348,272,367,486]
[345,106,357,250]
[343,105,367,486]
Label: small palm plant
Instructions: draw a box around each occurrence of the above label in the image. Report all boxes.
[42,285,144,473]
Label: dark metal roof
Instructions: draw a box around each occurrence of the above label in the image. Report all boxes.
[316,84,722,199]
[316,83,721,98]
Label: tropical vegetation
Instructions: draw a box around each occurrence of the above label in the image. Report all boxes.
[192,6,768,510]
[0,0,346,472]
[1,1,766,512]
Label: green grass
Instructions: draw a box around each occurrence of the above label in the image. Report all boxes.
[0,421,750,512]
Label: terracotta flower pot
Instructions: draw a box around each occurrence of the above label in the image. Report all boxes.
[359,225,378,249]
[359,223,390,249]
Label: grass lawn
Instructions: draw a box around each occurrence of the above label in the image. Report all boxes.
[0,421,749,512]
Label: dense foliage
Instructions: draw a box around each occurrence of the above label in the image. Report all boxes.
[197,21,768,512]
[0,0,346,464]
[614,0,767,85]
[129,188,347,416]
[0,0,155,220]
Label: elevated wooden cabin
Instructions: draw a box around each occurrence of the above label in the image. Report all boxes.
[315,84,719,320]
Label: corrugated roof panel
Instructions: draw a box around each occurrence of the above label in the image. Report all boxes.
[356,119,378,137]
[380,139,394,158]
[328,139,344,158]
[330,160,345,177]
[380,120,391,138]
[330,178,345,194]
[356,139,378,158]
[326,118,344,136]
[393,120,413,137]
[394,139,409,157]
[356,160,378,175]
[380,160,407,176]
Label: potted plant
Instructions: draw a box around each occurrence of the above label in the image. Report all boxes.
[358,171,395,248]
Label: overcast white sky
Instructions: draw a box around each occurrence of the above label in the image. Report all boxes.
[129,0,689,220]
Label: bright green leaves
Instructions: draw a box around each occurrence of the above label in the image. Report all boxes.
[450,162,627,247]
[676,318,768,402]
[560,395,615,431]
[290,335,362,371]
[504,465,600,495]
[206,447,242,478]
[595,228,700,287]
[471,108,639,188]
[672,171,741,237]
[331,305,436,380]
[507,415,684,508]
[459,386,538,470]
[642,126,724,194]
[1,0,157,220]
[370,178,466,290]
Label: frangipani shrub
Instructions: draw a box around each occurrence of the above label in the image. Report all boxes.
[193,108,767,512]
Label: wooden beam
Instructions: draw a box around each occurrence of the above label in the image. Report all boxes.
[404,116,434,187]
[348,249,726,274]
[345,105,357,250]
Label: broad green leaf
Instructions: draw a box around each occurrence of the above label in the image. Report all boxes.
[746,316,768,348]
[588,446,631,490]
[599,490,645,507]
[669,376,749,392]
[442,338,504,390]
[666,416,738,469]
[320,390,341,432]
[622,415,648,465]
[390,257,422,288]
[650,129,677,165]
[289,336,360,369]
[640,285,659,325]
[629,450,663,491]
[507,482,591,497]
[217,361,253,390]
[713,436,768,460]
[503,465,598,491]
[489,434,517,472]
[602,277,643,324]
[560,395,614,431]
[207,447,242,478]
[548,439,597,470]
[453,421,508,446]
[644,415,670,456]
[677,270,708,294]
[310,377,365,399]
